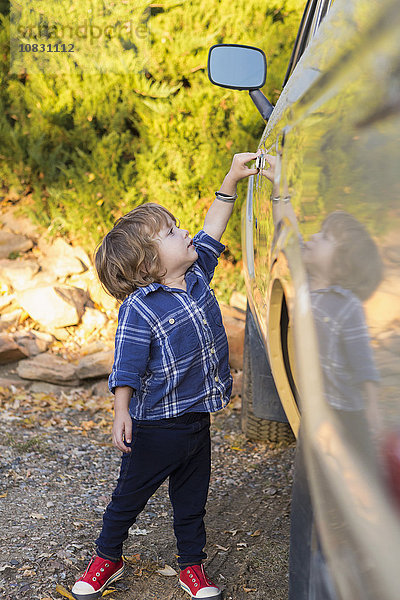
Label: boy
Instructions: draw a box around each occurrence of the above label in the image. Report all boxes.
[71,151,260,600]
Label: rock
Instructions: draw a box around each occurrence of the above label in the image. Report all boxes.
[0,231,33,259]
[29,269,58,287]
[79,308,107,337]
[0,333,29,364]
[70,245,91,270]
[91,379,110,397]
[0,374,31,388]
[16,285,86,329]
[81,341,111,356]
[13,330,53,356]
[0,258,39,290]
[76,350,114,379]
[229,291,247,312]
[221,312,245,370]
[30,381,65,395]
[38,238,87,279]
[0,207,40,239]
[17,352,79,385]
[0,294,13,311]
[85,267,117,311]
[0,308,23,330]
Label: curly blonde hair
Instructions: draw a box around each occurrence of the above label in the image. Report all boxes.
[322,211,383,301]
[94,203,177,301]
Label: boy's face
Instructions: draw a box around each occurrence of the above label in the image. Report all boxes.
[303,226,336,282]
[155,219,198,281]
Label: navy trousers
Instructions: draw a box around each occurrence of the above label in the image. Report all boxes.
[95,412,211,568]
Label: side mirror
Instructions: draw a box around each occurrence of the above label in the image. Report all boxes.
[207,44,274,121]
[207,44,267,90]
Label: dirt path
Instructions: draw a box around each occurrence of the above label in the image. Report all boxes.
[0,388,294,600]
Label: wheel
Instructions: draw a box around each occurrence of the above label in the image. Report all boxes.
[241,313,295,445]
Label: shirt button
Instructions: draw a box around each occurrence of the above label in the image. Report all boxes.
[214,376,219,383]
[210,348,215,354]
[203,319,207,325]
[169,318,175,324]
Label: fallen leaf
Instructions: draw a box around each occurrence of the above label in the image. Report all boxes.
[123,553,141,564]
[250,529,261,537]
[231,446,245,451]
[0,492,7,498]
[23,569,36,576]
[225,529,238,536]
[81,420,96,431]
[157,565,178,577]
[243,585,257,592]
[101,590,117,596]
[30,512,46,520]
[56,584,75,599]
[215,544,229,551]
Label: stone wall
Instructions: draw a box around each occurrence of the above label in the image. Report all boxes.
[0,207,246,396]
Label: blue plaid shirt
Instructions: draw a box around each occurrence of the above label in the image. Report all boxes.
[108,230,233,419]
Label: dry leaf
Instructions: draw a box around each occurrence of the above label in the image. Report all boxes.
[250,529,261,537]
[231,446,245,451]
[123,553,141,564]
[243,585,257,592]
[0,492,7,498]
[56,584,75,599]
[215,544,229,551]
[101,590,117,596]
[157,565,178,577]
[225,529,238,536]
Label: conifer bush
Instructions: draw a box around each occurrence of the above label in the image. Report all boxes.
[1,0,304,300]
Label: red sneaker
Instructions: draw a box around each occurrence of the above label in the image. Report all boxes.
[72,555,124,600]
[179,564,221,599]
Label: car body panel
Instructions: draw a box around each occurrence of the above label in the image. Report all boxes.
[240,0,400,597]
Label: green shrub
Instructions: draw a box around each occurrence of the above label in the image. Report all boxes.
[0,0,304,300]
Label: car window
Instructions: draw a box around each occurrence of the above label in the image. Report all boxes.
[283,0,333,87]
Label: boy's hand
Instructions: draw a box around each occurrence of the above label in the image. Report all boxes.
[224,151,260,187]
[112,409,133,453]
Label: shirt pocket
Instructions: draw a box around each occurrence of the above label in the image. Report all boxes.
[157,315,201,357]
[206,289,224,328]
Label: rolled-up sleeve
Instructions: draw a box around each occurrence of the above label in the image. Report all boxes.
[108,300,151,394]
[193,229,226,284]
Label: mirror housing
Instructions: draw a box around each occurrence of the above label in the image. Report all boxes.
[207,44,274,120]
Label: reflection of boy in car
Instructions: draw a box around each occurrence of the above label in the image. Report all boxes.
[262,154,383,453]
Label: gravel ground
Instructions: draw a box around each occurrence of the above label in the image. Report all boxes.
[0,383,295,600]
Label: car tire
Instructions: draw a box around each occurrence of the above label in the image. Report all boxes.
[241,322,295,445]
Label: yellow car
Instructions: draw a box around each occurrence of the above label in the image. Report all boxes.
[208,0,400,598]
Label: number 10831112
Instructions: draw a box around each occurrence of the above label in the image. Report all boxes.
[19,43,75,53]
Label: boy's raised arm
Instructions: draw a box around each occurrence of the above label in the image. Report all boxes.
[203,152,259,242]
